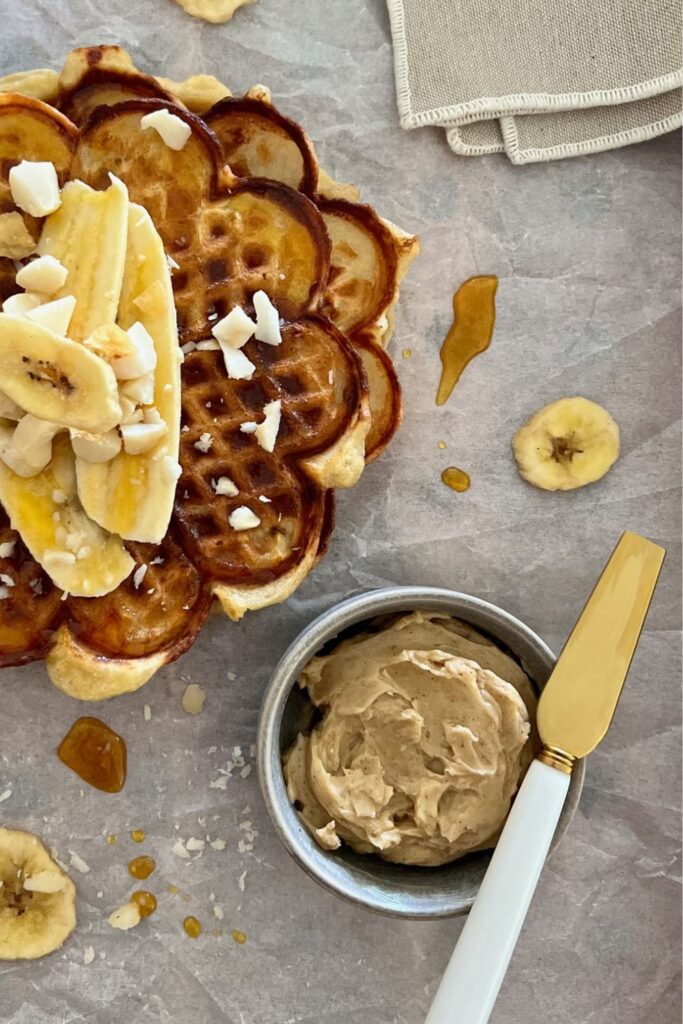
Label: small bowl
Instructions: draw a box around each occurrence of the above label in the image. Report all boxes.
[257,587,585,919]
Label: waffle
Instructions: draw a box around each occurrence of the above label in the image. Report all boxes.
[0,46,418,697]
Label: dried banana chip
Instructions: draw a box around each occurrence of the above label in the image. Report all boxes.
[172,0,256,23]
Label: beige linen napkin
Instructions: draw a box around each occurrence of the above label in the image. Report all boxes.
[386,0,683,163]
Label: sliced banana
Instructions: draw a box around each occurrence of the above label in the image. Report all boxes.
[76,203,181,544]
[0,434,134,596]
[512,396,620,491]
[37,176,128,342]
[0,826,76,960]
[0,314,121,433]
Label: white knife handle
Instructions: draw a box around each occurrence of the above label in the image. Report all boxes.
[425,759,570,1024]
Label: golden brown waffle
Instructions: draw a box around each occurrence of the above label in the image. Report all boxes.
[0,46,418,697]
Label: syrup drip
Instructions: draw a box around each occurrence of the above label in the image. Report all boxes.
[183,915,202,939]
[131,890,157,918]
[129,855,156,881]
[57,717,126,793]
[131,829,146,843]
[436,275,498,406]
[441,467,471,493]
[231,929,247,945]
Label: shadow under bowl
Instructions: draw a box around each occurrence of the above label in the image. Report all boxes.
[257,586,585,919]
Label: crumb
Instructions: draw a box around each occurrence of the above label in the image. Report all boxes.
[68,851,90,874]
[172,838,190,860]
[133,564,148,589]
[181,682,206,716]
[83,945,95,965]
[194,432,213,453]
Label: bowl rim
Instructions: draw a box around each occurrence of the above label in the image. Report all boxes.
[257,586,585,919]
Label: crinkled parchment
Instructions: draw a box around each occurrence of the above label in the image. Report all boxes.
[0,1,680,1022]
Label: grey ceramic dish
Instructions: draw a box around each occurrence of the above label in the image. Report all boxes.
[257,587,585,919]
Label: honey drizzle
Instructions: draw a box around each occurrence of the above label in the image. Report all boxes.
[131,829,146,843]
[129,855,156,880]
[436,275,498,406]
[441,467,471,493]
[57,717,127,793]
[131,890,157,918]
[183,915,202,939]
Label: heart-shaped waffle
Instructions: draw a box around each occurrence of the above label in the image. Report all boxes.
[0,46,418,698]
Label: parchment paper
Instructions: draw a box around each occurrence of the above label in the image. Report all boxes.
[0,2,680,1022]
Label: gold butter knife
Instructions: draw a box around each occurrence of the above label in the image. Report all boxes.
[425,531,665,1024]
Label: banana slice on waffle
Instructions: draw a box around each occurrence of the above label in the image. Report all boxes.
[38,175,128,340]
[75,202,181,543]
[0,435,133,597]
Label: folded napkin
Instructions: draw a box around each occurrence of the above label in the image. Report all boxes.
[386,0,683,163]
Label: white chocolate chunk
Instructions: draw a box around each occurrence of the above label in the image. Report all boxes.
[120,373,155,406]
[194,432,213,453]
[9,160,60,218]
[121,421,167,455]
[213,306,256,350]
[70,428,122,463]
[25,295,76,336]
[228,506,261,531]
[0,415,61,477]
[108,901,141,931]
[253,290,282,346]
[140,109,192,151]
[221,345,256,380]
[113,321,157,379]
[212,476,239,497]
[119,394,143,424]
[255,400,281,453]
[2,291,43,317]
[16,254,67,295]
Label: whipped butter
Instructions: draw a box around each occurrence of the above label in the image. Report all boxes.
[284,612,537,867]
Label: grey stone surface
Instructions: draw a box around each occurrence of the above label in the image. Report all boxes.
[0,1,680,1021]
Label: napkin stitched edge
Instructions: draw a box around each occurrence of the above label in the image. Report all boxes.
[446,104,683,162]
[387,0,683,129]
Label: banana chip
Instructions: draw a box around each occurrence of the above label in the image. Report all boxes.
[0,827,76,960]
[171,0,256,22]
[513,396,620,492]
